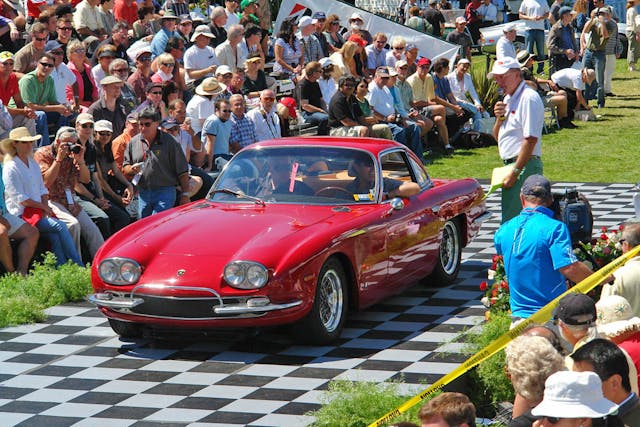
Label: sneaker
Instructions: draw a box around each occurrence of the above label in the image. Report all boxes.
[444,144,455,156]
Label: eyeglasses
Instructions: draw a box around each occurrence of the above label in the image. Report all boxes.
[80,123,94,128]
[39,62,54,68]
[98,131,112,136]
[58,27,73,31]
[149,91,162,95]
[138,56,152,62]
[34,36,48,42]
[139,121,154,127]
[221,109,231,113]
[162,63,175,67]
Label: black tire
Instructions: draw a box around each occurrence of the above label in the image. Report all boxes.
[427,219,462,286]
[293,258,348,344]
[108,318,143,339]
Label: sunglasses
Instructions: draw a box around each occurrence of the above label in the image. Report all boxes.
[34,36,48,42]
[2,61,13,66]
[39,62,54,68]
[541,416,560,424]
[162,63,175,67]
[80,123,94,128]
[331,21,340,25]
[138,56,152,62]
[139,121,154,127]
[342,83,355,88]
[393,46,405,50]
[149,91,163,95]
[263,96,275,101]
[72,48,85,54]
[221,109,231,113]
[98,131,112,136]
[113,68,128,73]
[51,50,63,55]
[58,27,73,31]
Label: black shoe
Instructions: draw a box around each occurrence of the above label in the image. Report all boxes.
[560,119,577,129]
[606,92,616,97]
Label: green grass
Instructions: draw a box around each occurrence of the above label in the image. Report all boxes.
[428,58,640,183]
[0,254,92,327]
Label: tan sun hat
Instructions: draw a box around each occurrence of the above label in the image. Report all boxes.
[195,77,225,96]
[596,295,640,338]
[0,127,42,154]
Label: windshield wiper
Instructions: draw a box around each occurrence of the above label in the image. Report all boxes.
[210,188,266,206]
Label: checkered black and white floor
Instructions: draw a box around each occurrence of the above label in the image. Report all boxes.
[0,182,636,427]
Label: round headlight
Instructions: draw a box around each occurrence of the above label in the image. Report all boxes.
[99,260,119,282]
[120,261,141,283]
[246,264,268,288]
[224,263,245,286]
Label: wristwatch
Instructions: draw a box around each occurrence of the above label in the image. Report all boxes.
[512,166,522,175]
[181,192,190,197]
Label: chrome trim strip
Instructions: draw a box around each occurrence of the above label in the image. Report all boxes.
[213,300,303,314]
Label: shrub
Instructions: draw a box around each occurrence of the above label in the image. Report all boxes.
[471,61,500,115]
[309,379,426,427]
[463,310,514,417]
[0,253,91,327]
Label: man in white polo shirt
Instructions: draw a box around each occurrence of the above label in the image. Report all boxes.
[490,57,544,223]
[183,25,218,90]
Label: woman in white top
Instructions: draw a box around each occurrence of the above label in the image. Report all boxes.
[273,20,303,78]
[1,130,82,266]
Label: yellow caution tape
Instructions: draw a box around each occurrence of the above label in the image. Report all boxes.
[368,244,640,427]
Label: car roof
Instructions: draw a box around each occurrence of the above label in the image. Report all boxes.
[251,137,405,158]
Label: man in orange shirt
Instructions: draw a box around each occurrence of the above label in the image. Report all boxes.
[111,112,139,179]
[113,0,137,27]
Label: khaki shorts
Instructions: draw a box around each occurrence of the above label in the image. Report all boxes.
[4,212,26,236]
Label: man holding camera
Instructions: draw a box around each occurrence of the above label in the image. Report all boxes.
[582,7,615,108]
[34,126,105,261]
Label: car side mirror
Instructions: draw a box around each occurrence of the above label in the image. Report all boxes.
[387,197,405,213]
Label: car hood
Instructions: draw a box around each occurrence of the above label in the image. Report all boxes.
[130,201,343,259]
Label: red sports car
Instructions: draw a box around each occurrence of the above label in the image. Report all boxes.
[89,138,489,344]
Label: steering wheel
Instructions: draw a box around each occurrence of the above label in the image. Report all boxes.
[314,186,353,198]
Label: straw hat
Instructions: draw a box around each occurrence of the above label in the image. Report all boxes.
[195,77,225,96]
[0,127,41,154]
[596,295,640,338]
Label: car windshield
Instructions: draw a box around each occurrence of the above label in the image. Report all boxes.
[209,146,383,205]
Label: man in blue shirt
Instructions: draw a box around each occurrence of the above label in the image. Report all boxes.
[202,99,232,171]
[151,11,180,59]
[494,174,593,323]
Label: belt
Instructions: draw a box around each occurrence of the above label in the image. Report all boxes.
[503,155,540,165]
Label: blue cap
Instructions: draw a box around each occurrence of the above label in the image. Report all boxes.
[521,174,551,198]
[160,117,179,129]
[558,6,573,16]
[45,40,63,52]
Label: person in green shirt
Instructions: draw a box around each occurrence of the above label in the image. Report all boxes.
[18,53,72,146]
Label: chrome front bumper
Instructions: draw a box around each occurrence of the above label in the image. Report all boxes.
[88,284,302,320]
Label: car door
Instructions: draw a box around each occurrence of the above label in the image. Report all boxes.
[381,149,441,288]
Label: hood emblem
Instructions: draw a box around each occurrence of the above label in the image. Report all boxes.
[177,269,186,277]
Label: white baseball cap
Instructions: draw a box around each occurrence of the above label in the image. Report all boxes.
[488,57,521,78]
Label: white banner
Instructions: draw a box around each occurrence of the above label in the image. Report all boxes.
[274,0,461,67]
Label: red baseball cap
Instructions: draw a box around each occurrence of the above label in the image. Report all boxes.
[417,57,431,67]
[279,97,297,119]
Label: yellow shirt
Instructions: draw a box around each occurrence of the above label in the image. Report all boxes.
[407,72,435,103]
